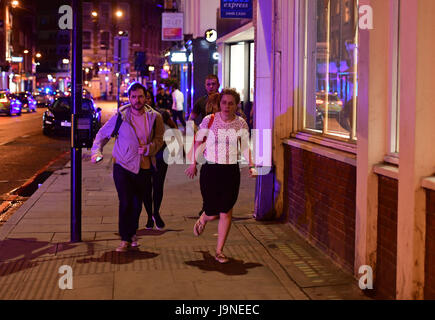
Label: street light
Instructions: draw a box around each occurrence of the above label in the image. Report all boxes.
[115,10,123,18]
[36,53,42,58]
[62,58,70,64]
[11,0,19,8]
[23,49,29,54]
[91,11,98,17]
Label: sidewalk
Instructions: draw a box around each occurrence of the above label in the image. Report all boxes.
[0,140,369,300]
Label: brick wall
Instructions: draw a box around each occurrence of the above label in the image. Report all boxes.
[425,190,435,299]
[375,175,398,300]
[283,145,356,271]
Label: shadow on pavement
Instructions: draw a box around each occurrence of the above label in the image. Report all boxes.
[185,216,253,222]
[0,238,78,277]
[76,249,159,265]
[184,251,262,275]
[136,229,184,237]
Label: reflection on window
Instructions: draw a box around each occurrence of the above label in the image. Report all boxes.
[304,0,359,140]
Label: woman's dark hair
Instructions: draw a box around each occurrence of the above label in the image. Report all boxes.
[206,92,221,114]
[127,82,146,97]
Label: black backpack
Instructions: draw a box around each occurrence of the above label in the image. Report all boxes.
[111,113,123,138]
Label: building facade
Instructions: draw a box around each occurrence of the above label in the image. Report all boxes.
[35,0,71,92]
[0,0,36,92]
[82,0,165,99]
[253,0,435,300]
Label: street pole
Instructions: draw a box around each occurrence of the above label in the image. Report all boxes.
[117,37,121,109]
[71,0,83,243]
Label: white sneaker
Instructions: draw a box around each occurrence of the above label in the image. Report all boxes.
[131,235,140,247]
[116,241,131,252]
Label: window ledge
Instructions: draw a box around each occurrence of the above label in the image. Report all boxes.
[384,153,399,166]
[422,177,435,192]
[373,164,399,180]
[283,138,356,167]
[291,132,356,154]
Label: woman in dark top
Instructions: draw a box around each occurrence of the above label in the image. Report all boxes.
[142,91,178,230]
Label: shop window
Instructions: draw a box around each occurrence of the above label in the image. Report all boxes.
[229,43,245,102]
[303,0,359,141]
[228,41,255,105]
[250,42,255,102]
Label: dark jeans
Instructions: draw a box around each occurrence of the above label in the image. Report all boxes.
[172,110,186,127]
[143,157,168,217]
[113,164,152,242]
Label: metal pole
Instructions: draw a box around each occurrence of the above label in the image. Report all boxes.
[117,37,121,109]
[71,0,83,243]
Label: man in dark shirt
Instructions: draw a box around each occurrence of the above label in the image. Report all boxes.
[189,74,220,126]
[156,87,166,110]
[163,87,173,112]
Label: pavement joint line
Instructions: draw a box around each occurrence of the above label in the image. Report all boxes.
[236,224,309,300]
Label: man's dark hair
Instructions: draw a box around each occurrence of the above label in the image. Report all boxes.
[172,83,179,90]
[127,82,146,97]
[205,74,219,84]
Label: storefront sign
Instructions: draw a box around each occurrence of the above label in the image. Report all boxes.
[221,0,253,19]
[162,12,184,41]
[11,56,23,63]
[170,51,188,64]
[205,29,218,43]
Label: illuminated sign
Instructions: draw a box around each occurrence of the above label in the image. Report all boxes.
[11,56,23,63]
[205,29,217,43]
[221,0,253,19]
[170,51,188,64]
[162,12,184,41]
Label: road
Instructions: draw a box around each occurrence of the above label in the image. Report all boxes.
[0,100,117,196]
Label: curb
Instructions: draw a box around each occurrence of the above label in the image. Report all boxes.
[0,169,61,241]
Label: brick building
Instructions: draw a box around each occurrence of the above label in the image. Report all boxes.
[81,0,166,99]
[252,0,435,300]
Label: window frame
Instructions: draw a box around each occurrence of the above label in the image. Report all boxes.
[295,0,360,152]
[386,0,401,161]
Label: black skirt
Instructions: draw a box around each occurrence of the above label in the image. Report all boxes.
[199,163,241,216]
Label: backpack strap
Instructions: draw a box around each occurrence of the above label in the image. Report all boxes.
[207,114,215,129]
[111,113,123,138]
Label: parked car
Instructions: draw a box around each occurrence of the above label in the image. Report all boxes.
[315,92,344,116]
[15,92,37,113]
[0,91,22,116]
[34,92,54,108]
[42,97,102,137]
[120,91,129,106]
